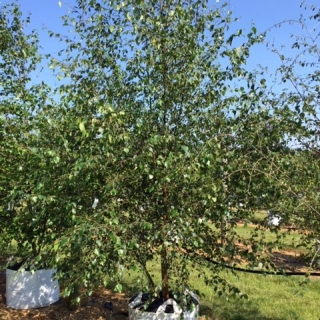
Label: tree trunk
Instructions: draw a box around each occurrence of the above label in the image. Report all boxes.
[161,182,170,300]
[67,284,81,311]
[161,246,170,300]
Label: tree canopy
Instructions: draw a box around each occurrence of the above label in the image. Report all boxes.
[1,0,319,309]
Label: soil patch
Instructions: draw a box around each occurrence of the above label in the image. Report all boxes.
[272,250,309,272]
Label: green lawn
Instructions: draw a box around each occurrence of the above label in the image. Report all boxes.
[235,224,306,252]
[119,259,320,320]
[198,272,320,320]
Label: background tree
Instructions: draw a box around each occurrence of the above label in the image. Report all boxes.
[260,3,320,257]
[0,3,49,249]
[0,2,126,309]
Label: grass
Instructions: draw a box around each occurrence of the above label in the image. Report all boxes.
[207,273,320,320]
[235,224,306,252]
[119,259,320,320]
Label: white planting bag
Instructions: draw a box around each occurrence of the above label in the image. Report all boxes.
[183,289,199,320]
[129,293,182,320]
[128,290,199,320]
[6,268,60,309]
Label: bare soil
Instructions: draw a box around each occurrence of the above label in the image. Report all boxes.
[272,250,309,272]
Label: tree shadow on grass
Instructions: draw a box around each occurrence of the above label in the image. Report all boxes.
[200,299,299,320]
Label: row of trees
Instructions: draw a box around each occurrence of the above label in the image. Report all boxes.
[0,0,319,310]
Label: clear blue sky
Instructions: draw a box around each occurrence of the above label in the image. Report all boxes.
[1,0,317,85]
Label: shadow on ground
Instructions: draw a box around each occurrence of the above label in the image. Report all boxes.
[201,298,299,320]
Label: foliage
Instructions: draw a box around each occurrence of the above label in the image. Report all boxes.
[50,0,301,302]
[1,0,319,311]
[0,3,48,246]
[258,3,320,255]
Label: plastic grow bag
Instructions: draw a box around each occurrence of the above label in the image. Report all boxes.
[128,290,199,320]
[6,268,60,309]
[183,289,199,320]
[267,211,281,226]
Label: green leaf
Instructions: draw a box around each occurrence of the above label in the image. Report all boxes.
[79,122,86,133]
[115,283,122,292]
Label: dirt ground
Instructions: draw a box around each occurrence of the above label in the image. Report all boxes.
[0,252,318,320]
